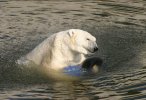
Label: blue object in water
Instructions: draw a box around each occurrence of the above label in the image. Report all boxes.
[63,57,103,77]
[63,65,87,77]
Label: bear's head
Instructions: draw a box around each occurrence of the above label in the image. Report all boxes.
[67,29,98,55]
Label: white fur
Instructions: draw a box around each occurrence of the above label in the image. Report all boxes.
[17,29,97,71]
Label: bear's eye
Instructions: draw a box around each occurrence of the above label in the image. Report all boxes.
[87,38,90,41]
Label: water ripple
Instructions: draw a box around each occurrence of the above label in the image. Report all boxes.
[0,0,146,100]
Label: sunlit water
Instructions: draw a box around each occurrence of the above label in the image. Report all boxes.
[0,0,146,100]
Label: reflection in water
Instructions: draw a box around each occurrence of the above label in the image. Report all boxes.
[0,0,146,100]
[1,69,146,100]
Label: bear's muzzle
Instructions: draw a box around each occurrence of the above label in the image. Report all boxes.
[89,42,98,53]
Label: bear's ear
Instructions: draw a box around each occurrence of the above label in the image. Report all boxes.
[68,29,75,37]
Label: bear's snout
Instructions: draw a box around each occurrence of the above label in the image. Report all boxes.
[88,42,98,53]
[92,42,98,52]
[94,47,98,52]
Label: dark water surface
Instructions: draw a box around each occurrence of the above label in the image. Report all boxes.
[0,0,146,100]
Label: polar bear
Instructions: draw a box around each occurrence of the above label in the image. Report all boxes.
[17,29,98,71]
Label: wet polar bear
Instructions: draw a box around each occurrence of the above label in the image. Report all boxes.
[17,29,98,71]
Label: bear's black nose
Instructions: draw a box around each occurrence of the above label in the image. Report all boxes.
[94,47,98,52]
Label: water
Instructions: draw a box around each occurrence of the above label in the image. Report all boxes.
[0,0,146,99]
